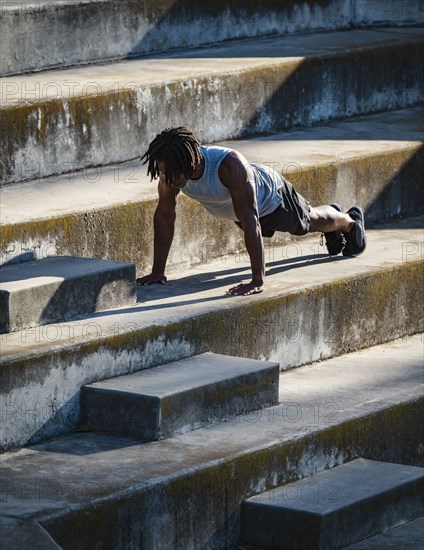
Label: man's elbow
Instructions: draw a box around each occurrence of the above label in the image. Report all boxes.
[240,216,261,237]
[155,208,176,221]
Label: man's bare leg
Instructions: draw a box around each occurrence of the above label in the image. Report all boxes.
[309,205,355,233]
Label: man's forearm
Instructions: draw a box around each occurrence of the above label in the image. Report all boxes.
[243,223,265,285]
[152,210,175,274]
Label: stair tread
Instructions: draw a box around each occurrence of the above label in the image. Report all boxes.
[1,106,422,225]
[0,333,422,518]
[1,213,422,361]
[85,353,278,397]
[1,28,422,107]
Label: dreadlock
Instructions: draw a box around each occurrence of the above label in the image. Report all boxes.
[141,126,202,185]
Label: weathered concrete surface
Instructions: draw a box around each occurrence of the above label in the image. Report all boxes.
[241,459,424,549]
[345,516,424,549]
[81,353,279,440]
[354,0,424,27]
[0,335,422,549]
[1,106,422,268]
[1,28,422,184]
[0,256,136,333]
[0,215,423,450]
[0,516,62,550]
[0,0,352,75]
[2,0,422,76]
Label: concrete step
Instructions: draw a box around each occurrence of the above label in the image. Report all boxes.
[0,214,422,450]
[1,27,422,184]
[2,0,423,75]
[0,256,136,334]
[0,334,423,549]
[240,458,424,549]
[1,106,422,270]
[81,353,279,440]
[343,515,424,549]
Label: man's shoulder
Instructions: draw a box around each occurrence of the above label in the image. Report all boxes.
[201,144,234,155]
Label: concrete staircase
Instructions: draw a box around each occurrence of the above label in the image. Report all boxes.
[0,1,423,548]
[1,335,423,549]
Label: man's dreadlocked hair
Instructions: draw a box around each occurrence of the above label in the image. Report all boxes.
[141,126,202,185]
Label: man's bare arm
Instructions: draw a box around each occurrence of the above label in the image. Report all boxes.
[137,178,178,286]
[219,152,265,295]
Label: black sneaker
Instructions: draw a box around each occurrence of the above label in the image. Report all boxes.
[322,203,345,255]
[343,206,366,257]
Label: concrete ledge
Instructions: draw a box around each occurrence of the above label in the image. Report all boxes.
[1,107,422,270]
[81,353,279,440]
[2,1,422,75]
[241,459,424,549]
[0,215,422,450]
[0,256,136,333]
[1,28,422,184]
[0,335,422,549]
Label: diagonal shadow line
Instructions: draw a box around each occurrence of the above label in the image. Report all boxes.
[29,430,142,456]
[124,0,336,60]
[124,0,424,61]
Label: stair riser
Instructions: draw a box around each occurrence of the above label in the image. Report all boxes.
[2,41,422,185]
[39,398,424,550]
[2,146,421,269]
[3,0,422,75]
[1,261,422,450]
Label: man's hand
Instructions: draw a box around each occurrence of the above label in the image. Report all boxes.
[137,273,167,286]
[227,281,264,296]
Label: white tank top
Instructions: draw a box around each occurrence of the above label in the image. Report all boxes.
[182,146,283,221]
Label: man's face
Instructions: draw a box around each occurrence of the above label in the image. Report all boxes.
[157,161,188,189]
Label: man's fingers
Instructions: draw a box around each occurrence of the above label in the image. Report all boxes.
[227,284,263,296]
[243,287,263,295]
[227,283,244,295]
[136,276,167,287]
[239,286,263,296]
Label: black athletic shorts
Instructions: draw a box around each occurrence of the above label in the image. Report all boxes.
[235,177,311,237]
